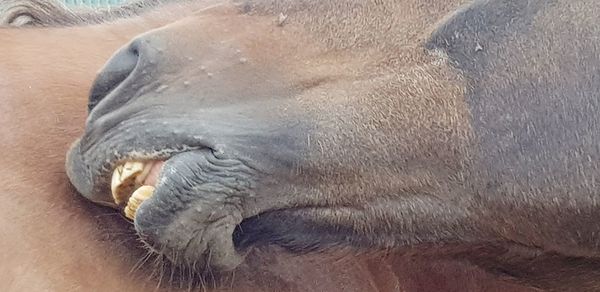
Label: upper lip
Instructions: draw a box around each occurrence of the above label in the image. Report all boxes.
[68,136,203,207]
[69,114,216,206]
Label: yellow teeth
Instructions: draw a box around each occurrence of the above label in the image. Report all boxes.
[111,161,158,220]
[124,186,155,220]
[111,162,143,205]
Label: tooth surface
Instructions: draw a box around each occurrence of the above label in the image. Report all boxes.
[135,161,155,186]
[124,185,155,220]
[111,165,124,202]
[111,162,145,205]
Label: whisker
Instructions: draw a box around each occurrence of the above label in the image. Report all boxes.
[186,262,194,292]
[168,250,177,289]
[155,249,167,290]
[195,260,207,292]
[229,269,236,290]
[130,249,154,275]
[114,237,137,246]
[205,249,216,289]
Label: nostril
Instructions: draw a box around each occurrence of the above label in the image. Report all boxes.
[87,41,140,113]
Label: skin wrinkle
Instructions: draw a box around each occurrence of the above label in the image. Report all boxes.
[132,150,253,269]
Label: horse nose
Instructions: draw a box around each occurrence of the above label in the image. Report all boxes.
[87,39,141,112]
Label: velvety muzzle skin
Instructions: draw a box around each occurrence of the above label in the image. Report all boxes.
[65,5,318,269]
[132,150,254,269]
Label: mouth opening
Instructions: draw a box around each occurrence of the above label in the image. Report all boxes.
[110,160,165,220]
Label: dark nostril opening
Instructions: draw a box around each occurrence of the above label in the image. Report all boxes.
[87,41,140,112]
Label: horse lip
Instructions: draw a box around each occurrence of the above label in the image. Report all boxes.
[66,139,95,200]
[67,124,211,207]
[66,139,163,206]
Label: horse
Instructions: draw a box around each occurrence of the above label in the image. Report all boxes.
[5,0,598,291]
[1,1,531,291]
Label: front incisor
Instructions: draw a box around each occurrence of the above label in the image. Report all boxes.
[111,162,145,205]
[124,185,156,220]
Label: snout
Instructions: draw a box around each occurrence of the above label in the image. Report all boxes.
[64,8,313,272]
[65,140,97,202]
[85,33,168,123]
[87,40,139,113]
[65,32,179,208]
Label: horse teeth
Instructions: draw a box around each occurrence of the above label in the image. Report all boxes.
[110,161,145,205]
[124,186,155,220]
[135,161,155,185]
